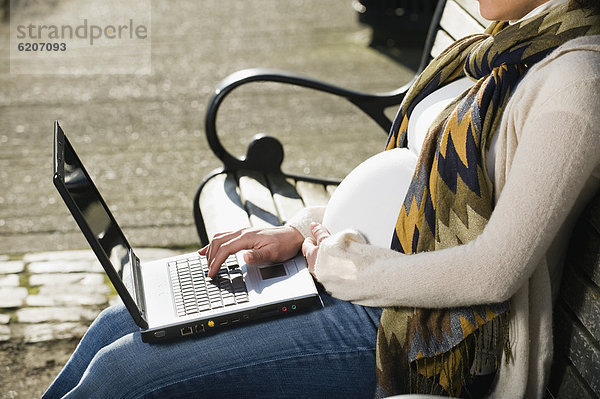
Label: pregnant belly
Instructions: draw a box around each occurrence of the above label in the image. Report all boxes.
[322,147,418,248]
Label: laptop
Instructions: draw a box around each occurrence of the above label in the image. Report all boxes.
[52,121,321,343]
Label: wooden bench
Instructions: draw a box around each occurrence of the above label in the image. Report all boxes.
[193,0,600,397]
[193,0,488,244]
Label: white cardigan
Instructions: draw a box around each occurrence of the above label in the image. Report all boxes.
[287,36,600,398]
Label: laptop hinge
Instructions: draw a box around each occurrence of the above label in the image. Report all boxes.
[129,250,148,321]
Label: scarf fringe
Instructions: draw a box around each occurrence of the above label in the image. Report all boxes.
[409,311,510,396]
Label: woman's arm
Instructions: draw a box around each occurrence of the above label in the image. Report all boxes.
[285,206,326,238]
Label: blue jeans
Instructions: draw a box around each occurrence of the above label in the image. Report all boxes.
[43,292,382,399]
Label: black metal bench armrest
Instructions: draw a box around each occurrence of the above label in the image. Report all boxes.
[205,68,414,171]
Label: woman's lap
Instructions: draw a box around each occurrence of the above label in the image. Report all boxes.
[43,292,382,399]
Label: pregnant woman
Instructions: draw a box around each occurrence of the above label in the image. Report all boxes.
[44,0,600,397]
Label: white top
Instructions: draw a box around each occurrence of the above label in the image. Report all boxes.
[323,77,491,247]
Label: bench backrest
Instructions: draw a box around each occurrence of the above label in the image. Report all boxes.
[546,191,600,398]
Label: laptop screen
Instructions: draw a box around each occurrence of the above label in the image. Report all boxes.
[60,135,131,272]
[53,122,146,327]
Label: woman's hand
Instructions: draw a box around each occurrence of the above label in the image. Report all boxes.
[302,223,331,276]
[199,225,305,278]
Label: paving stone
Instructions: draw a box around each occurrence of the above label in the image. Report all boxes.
[38,283,110,295]
[16,307,101,323]
[0,287,28,308]
[0,325,10,342]
[29,273,106,287]
[27,260,103,274]
[108,296,124,307]
[0,274,19,287]
[0,313,10,324]
[26,293,107,307]
[23,250,97,263]
[12,322,90,343]
[0,261,25,274]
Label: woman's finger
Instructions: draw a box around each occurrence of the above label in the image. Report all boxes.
[310,223,331,245]
[206,230,243,266]
[207,230,267,278]
[302,237,318,274]
[301,236,315,255]
[198,244,209,255]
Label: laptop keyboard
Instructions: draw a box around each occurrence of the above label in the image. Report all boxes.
[168,254,249,317]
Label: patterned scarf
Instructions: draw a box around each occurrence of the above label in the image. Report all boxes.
[376,2,600,396]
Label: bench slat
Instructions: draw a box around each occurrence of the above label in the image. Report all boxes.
[453,0,490,28]
[440,0,487,41]
[266,173,305,225]
[580,195,600,287]
[199,173,250,240]
[295,181,330,208]
[574,222,600,289]
[237,171,281,228]
[430,0,490,62]
[553,304,600,397]
[325,184,337,197]
[431,29,455,59]
[560,265,600,344]
[547,354,596,399]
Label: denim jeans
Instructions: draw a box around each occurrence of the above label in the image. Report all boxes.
[43,292,382,399]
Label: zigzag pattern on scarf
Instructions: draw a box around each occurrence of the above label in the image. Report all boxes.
[375,1,600,396]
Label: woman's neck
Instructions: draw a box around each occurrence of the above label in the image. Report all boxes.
[510,0,569,24]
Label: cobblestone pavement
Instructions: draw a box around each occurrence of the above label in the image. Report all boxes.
[0,248,180,344]
[0,248,179,397]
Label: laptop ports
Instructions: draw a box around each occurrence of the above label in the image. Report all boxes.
[180,326,194,336]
